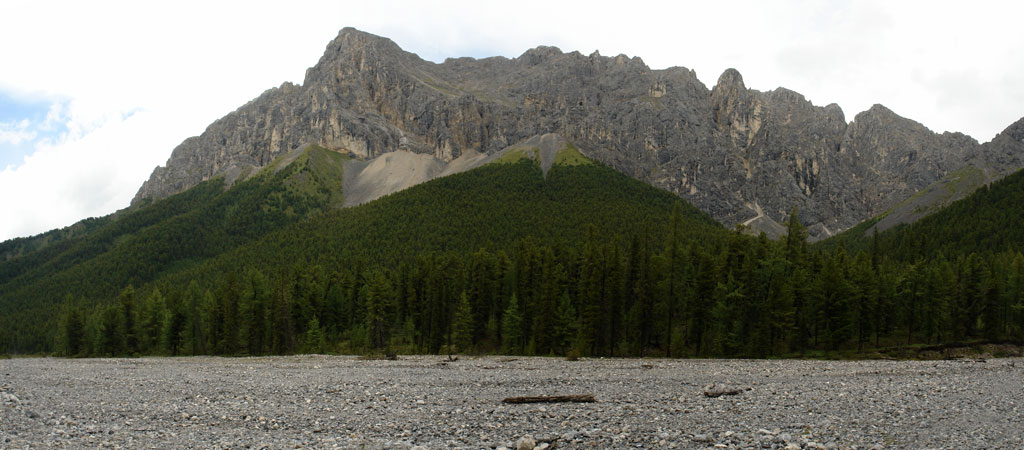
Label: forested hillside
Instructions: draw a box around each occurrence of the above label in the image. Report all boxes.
[0,146,349,351]
[4,144,1024,358]
[21,156,1024,359]
[825,167,1024,259]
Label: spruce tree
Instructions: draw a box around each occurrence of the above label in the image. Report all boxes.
[119,285,138,355]
[501,293,524,354]
[243,270,272,356]
[660,203,687,357]
[140,288,166,354]
[1011,253,1024,341]
[59,300,85,357]
[302,317,326,354]
[959,253,990,339]
[163,302,186,356]
[100,304,123,356]
[784,207,807,265]
[364,269,394,351]
[201,289,218,354]
[819,249,853,350]
[217,272,241,355]
[552,293,577,354]
[185,280,205,355]
[689,249,717,356]
[452,291,474,353]
[850,253,878,351]
[272,274,295,355]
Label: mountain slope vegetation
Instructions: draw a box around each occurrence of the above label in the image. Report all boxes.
[0,145,350,351]
[823,167,1024,260]
[4,142,1024,359]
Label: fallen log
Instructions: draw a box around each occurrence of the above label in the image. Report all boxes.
[502,394,596,404]
[702,384,751,398]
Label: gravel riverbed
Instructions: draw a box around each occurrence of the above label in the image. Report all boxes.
[1,355,1021,449]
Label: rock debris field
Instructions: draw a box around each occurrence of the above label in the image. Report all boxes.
[1,356,1022,449]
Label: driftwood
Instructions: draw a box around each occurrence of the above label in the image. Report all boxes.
[703,384,751,398]
[502,394,596,404]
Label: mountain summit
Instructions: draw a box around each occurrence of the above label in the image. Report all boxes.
[134,28,1024,239]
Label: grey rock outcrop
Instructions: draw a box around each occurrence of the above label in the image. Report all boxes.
[134,28,1024,239]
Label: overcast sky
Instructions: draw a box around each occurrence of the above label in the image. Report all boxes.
[1,0,1022,242]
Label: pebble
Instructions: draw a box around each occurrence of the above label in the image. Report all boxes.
[516,434,536,450]
[0,355,1021,449]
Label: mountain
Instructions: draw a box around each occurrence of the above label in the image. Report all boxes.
[825,163,1024,260]
[0,136,724,352]
[133,28,1024,240]
[830,116,1024,237]
[6,28,1024,357]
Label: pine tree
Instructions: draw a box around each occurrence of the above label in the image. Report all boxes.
[958,253,990,339]
[119,285,138,355]
[163,300,186,356]
[59,299,85,357]
[364,269,394,351]
[659,203,687,357]
[850,253,878,351]
[552,292,577,354]
[501,293,524,354]
[217,272,241,355]
[689,249,717,356]
[626,229,656,356]
[762,255,796,356]
[923,258,955,343]
[185,280,206,355]
[819,249,853,351]
[140,288,166,354]
[100,304,123,356]
[241,270,271,355]
[452,291,474,353]
[272,274,295,355]
[901,263,924,345]
[201,289,218,354]
[302,317,326,354]
[784,207,807,265]
[575,227,601,356]
[982,261,1005,340]
[1010,253,1024,341]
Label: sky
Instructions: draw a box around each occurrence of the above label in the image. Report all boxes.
[1,0,1022,242]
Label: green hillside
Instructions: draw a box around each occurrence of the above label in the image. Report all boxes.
[5,143,1024,359]
[0,145,350,352]
[824,167,1024,261]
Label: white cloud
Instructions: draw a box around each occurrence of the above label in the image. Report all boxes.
[0,119,36,147]
[0,109,177,240]
[0,0,1022,241]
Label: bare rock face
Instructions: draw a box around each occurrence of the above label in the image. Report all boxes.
[134,28,1024,239]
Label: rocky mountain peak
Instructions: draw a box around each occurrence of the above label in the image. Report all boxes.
[133,28,1024,240]
[716,68,746,90]
[517,45,565,65]
[1000,116,1024,141]
[823,103,846,124]
[331,27,403,53]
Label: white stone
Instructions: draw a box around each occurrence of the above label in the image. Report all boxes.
[516,435,536,450]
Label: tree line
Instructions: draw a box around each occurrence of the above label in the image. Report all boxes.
[56,207,1024,358]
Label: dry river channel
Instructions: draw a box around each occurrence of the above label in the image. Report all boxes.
[1,355,1022,449]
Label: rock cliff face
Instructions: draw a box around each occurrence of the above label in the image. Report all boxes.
[134,28,1024,239]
